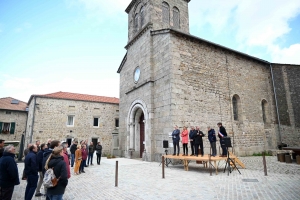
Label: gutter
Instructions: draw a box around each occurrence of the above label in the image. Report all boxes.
[270,64,282,143]
[30,96,37,143]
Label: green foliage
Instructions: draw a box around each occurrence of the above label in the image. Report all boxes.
[252,151,272,156]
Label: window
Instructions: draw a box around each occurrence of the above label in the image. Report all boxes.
[162,2,170,25]
[262,100,268,124]
[134,13,139,32]
[93,117,99,127]
[173,7,180,29]
[140,6,145,28]
[115,118,119,128]
[67,116,74,126]
[0,122,15,134]
[232,95,241,121]
[6,111,11,114]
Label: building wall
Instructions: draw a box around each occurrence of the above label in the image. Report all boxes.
[0,110,27,142]
[26,97,119,154]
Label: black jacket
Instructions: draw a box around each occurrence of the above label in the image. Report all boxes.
[70,144,77,154]
[96,144,102,154]
[37,149,45,172]
[42,148,53,175]
[24,151,38,176]
[218,126,228,139]
[0,152,20,188]
[189,130,196,140]
[47,156,68,195]
[194,130,205,144]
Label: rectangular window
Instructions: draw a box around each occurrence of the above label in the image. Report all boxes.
[5,111,11,114]
[67,116,74,126]
[93,117,99,127]
[0,122,15,134]
[115,118,119,128]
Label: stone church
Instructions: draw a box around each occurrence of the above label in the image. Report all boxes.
[117,0,300,161]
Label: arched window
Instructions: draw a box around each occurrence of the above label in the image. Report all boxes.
[134,13,139,32]
[262,100,268,124]
[162,2,170,25]
[173,7,180,29]
[140,6,145,28]
[232,95,241,121]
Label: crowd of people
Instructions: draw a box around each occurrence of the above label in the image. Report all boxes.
[0,138,103,200]
[171,122,228,157]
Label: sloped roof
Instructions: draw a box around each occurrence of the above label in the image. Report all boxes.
[28,92,119,105]
[0,97,28,112]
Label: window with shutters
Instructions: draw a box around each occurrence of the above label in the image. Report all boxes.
[173,7,180,29]
[0,122,15,134]
[140,6,145,28]
[162,2,170,25]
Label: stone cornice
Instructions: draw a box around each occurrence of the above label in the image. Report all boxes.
[117,53,127,73]
[125,79,154,95]
[125,22,153,50]
[125,0,138,13]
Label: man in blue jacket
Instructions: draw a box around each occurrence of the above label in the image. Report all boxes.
[0,145,20,200]
[171,125,180,156]
[24,144,38,200]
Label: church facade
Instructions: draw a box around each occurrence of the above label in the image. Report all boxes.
[118,0,300,161]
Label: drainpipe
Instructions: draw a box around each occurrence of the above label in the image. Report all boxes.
[30,96,37,143]
[270,64,282,143]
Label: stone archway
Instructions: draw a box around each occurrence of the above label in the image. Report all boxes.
[127,100,150,159]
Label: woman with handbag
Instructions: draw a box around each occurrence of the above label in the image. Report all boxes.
[74,145,82,175]
[44,146,68,200]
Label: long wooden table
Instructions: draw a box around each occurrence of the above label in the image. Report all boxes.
[164,154,227,175]
[282,147,300,156]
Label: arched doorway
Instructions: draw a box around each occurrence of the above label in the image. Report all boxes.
[139,113,145,157]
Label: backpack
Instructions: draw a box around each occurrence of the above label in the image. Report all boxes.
[43,168,59,188]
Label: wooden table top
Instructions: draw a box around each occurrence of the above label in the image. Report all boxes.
[282,147,300,151]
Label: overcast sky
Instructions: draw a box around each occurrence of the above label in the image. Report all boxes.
[1,0,300,102]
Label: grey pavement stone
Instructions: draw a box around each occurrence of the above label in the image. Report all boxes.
[11,156,300,200]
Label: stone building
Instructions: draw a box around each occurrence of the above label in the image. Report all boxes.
[117,0,300,161]
[25,92,119,154]
[0,97,28,142]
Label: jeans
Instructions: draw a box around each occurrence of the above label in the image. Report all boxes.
[96,153,102,164]
[0,186,14,200]
[25,174,38,200]
[80,160,86,172]
[87,152,94,165]
[47,194,63,200]
[71,154,75,167]
[35,171,44,194]
[173,140,179,155]
[210,142,217,156]
[190,141,195,155]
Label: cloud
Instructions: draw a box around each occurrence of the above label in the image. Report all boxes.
[270,44,300,64]
[189,0,300,64]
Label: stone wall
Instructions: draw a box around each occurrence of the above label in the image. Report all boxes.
[0,110,27,142]
[26,97,119,155]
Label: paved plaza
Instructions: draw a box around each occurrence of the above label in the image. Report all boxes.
[12,156,300,200]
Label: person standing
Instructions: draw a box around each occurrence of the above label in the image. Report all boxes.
[217,122,228,157]
[171,126,180,156]
[35,143,47,197]
[45,146,68,200]
[61,143,71,179]
[194,126,205,157]
[74,145,82,175]
[0,145,20,200]
[181,126,189,156]
[24,144,38,200]
[84,140,89,167]
[189,126,196,156]
[87,142,95,166]
[208,126,217,157]
[0,139,5,158]
[36,140,41,152]
[80,144,88,173]
[70,140,78,167]
[95,142,102,165]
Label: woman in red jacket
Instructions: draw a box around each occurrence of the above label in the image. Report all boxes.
[80,144,88,173]
[181,126,189,156]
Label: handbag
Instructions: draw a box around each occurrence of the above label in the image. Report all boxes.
[78,157,82,160]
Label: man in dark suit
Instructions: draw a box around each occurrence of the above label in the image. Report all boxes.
[171,125,180,156]
[217,122,228,157]
[189,127,196,156]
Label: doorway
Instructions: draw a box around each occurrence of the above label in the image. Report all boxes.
[92,138,98,150]
[139,113,145,158]
[66,138,72,147]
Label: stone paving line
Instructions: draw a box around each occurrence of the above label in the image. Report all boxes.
[11,156,300,200]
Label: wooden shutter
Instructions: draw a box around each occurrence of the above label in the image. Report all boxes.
[10,122,15,134]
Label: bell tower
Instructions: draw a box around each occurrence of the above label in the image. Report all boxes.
[125,0,191,41]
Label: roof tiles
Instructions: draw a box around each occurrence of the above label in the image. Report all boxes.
[0,97,28,111]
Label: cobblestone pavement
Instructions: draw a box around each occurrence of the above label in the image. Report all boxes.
[12,156,300,200]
